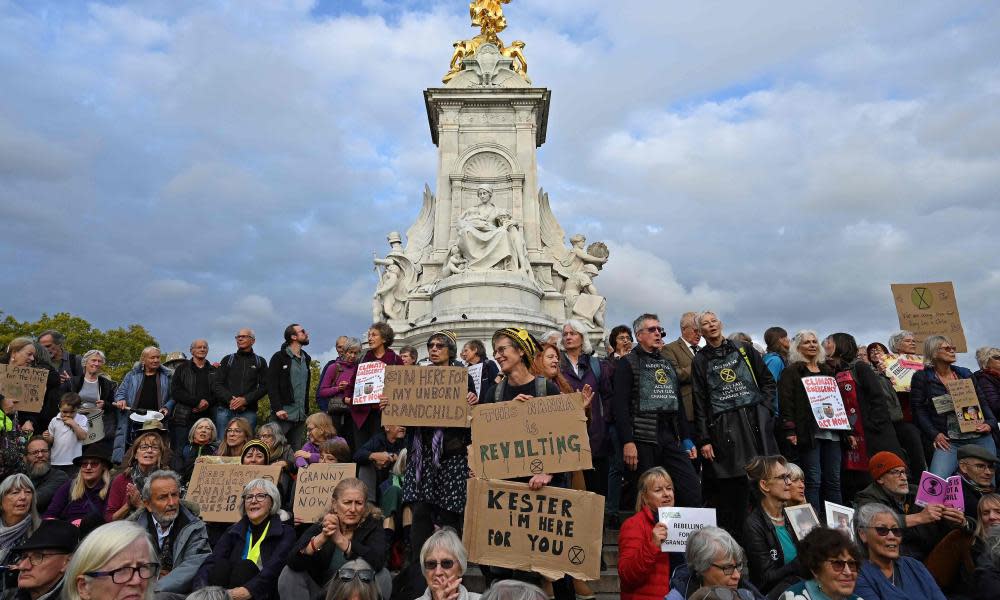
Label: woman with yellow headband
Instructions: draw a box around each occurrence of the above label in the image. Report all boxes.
[399,330,479,591]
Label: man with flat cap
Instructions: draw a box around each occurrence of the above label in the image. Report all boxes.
[957,444,1000,523]
[6,520,79,600]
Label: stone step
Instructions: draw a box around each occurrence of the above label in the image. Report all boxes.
[603,545,619,567]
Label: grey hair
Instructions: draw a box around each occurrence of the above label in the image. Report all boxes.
[685,526,745,576]
[787,462,805,482]
[854,502,901,550]
[37,329,66,346]
[185,587,230,600]
[258,422,288,449]
[140,470,181,501]
[481,580,547,600]
[888,330,915,353]
[632,313,660,336]
[419,527,468,575]
[63,521,156,600]
[189,339,209,352]
[0,473,40,530]
[975,346,1000,370]
[680,312,698,331]
[787,330,827,365]
[239,478,281,517]
[188,417,217,443]
[343,336,363,353]
[923,335,952,363]
[237,328,256,339]
[81,349,106,364]
[560,320,594,354]
[694,311,719,330]
[139,346,161,360]
[728,332,753,345]
[540,331,561,346]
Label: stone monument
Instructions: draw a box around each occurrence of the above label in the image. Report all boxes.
[372,0,611,352]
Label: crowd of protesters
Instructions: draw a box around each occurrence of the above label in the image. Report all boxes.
[0,316,998,600]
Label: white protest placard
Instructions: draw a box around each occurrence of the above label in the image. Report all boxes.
[468,363,484,397]
[658,507,717,552]
[802,376,851,430]
[352,361,385,405]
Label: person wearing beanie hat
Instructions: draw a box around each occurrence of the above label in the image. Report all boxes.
[400,332,479,587]
[241,439,271,465]
[855,451,967,561]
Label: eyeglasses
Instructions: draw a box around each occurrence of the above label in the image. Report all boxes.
[963,461,997,472]
[427,342,447,349]
[939,345,957,352]
[79,460,103,469]
[337,567,374,582]
[85,563,160,584]
[225,428,244,433]
[20,552,67,567]
[424,558,456,571]
[769,474,792,483]
[243,493,271,503]
[137,444,160,452]
[260,433,275,439]
[494,345,515,355]
[235,335,253,339]
[885,468,907,477]
[711,562,745,576]
[28,448,50,456]
[866,526,902,537]
[642,326,666,336]
[826,559,859,573]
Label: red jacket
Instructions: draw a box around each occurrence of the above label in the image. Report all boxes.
[619,506,671,600]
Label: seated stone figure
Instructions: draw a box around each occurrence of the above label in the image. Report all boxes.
[456,185,533,281]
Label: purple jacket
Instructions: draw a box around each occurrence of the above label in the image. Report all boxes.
[294,436,348,469]
[43,479,107,523]
[974,369,1000,418]
[317,358,358,413]
[560,353,613,456]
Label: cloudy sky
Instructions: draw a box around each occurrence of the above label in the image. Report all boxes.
[2,0,998,367]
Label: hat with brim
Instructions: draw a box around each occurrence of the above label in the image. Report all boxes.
[72,444,113,468]
[13,520,80,554]
[958,445,1000,464]
[132,419,171,449]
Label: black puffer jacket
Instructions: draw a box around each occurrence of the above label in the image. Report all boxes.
[743,503,802,599]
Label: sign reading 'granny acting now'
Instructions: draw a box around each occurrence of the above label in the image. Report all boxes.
[469,393,592,479]
[293,462,357,522]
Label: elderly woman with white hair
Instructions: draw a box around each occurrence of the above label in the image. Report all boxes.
[853,503,946,600]
[973,346,1000,425]
[63,520,158,600]
[193,478,296,600]
[415,528,480,600]
[779,330,846,516]
[665,526,765,600]
[559,319,611,496]
[63,349,118,451]
[0,473,40,565]
[112,346,173,464]
[911,335,997,478]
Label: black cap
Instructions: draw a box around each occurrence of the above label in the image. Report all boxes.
[13,520,80,554]
[958,445,1000,464]
[72,444,113,468]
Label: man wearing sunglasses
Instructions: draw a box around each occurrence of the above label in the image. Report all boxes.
[9,520,79,600]
[268,323,312,449]
[613,312,701,509]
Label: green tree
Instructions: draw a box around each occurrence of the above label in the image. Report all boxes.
[0,311,158,382]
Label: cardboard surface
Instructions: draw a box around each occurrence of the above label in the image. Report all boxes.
[292,462,358,523]
[802,376,851,431]
[185,463,283,522]
[381,366,470,427]
[463,478,604,580]
[0,365,49,413]
[469,393,591,479]
[892,282,967,352]
[944,379,984,433]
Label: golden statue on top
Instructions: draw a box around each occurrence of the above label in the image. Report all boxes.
[443,0,529,83]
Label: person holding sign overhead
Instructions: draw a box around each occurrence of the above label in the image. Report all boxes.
[778,330,847,516]
[618,466,676,600]
[194,478,296,600]
[400,330,477,585]
[2,336,61,434]
[911,335,996,479]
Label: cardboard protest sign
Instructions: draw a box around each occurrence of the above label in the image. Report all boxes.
[381,366,469,428]
[0,364,49,413]
[824,502,855,541]
[293,463,357,523]
[801,376,851,431]
[80,408,104,445]
[352,361,385,405]
[463,478,604,580]
[915,471,964,510]
[891,282,967,353]
[657,507,717,552]
[882,354,924,393]
[469,393,591,479]
[185,463,282,522]
[944,379,984,433]
[468,363,484,397]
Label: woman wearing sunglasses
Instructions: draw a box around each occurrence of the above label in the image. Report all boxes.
[324,558,380,600]
[63,520,158,600]
[778,527,861,600]
[853,503,946,600]
[194,478,296,600]
[416,528,480,600]
[666,526,764,600]
[911,335,997,479]
[743,456,801,599]
[282,478,389,600]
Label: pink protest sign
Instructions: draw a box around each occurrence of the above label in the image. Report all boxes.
[915,471,964,510]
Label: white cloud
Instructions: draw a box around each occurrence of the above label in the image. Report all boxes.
[145,278,201,298]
